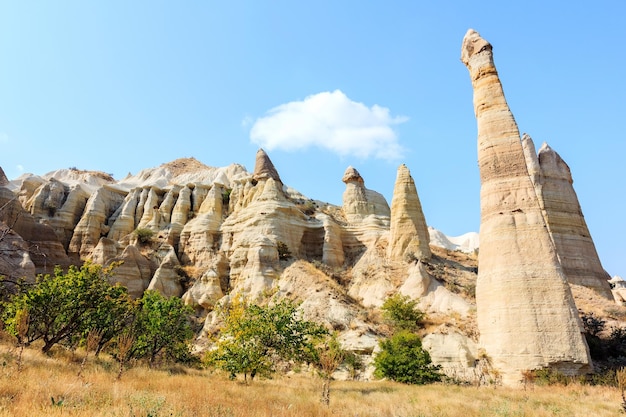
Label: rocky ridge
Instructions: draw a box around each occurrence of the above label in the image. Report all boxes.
[0,32,621,387]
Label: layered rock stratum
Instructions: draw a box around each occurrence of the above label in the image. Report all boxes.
[461,29,593,385]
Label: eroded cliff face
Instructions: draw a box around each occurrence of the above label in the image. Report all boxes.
[462,29,592,385]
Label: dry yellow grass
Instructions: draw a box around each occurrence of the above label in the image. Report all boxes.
[0,342,622,417]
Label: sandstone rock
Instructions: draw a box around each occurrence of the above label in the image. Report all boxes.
[106,244,154,298]
[90,237,119,265]
[16,175,47,208]
[0,222,36,283]
[342,166,390,223]
[183,269,224,312]
[0,183,71,274]
[69,186,126,259]
[388,164,431,262]
[398,262,472,317]
[147,244,183,297]
[423,331,479,381]
[317,213,345,267]
[137,187,162,230]
[253,148,282,183]
[609,276,626,304]
[522,135,612,299]
[0,167,8,186]
[179,184,224,268]
[462,29,591,385]
[108,188,141,241]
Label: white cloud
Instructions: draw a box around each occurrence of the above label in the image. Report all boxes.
[249,90,407,160]
[16,164,24,173]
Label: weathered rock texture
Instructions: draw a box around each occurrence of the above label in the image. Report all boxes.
[522,135,613,299]
[388,164,431,262]
[253,148,282,183]
[342,166,390,223]
[0,180,71,275]
[461,29,591,385]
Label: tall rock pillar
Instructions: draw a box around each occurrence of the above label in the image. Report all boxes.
[461,29,591,385]
[388,164,431,262]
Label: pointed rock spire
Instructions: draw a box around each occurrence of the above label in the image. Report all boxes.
[388,164,431,262]
[462,29,591,385]
[0,167,8,186]
[252,149,282,183]
[534,139,612,298]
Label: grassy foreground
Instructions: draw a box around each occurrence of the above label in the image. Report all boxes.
[0,343,622,417]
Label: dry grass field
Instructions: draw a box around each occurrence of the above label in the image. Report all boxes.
[0,342,622,417]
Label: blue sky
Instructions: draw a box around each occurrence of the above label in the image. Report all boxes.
[1,2,624,276]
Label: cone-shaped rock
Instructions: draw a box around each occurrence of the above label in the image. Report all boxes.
[461,29,591,385]
[388,164,431,262]
[0,167,8,186]
[252,149,282,183]
[523,135,612,299]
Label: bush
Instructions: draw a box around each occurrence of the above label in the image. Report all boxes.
[373,330,442,385]
[276,241,292,261]
[134,228,154,244]
[380,294,425,332]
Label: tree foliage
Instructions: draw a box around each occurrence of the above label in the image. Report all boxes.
[373,330,442,385]
[206,297,327,381]
[2,262,132,354]
[128,290,195,366]
[380,294,425,332]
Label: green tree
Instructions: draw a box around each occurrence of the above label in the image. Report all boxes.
[373,330,442,385]
[2,262,130,354]
[207,297,327,381]
[380,294,425,332]
[129,290,194,366]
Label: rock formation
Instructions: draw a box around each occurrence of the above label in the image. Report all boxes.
[388,164,431,262]
[341,166,390,223]
[522,134,613,299]
[0,176,71,275]
[253,148,282,183]
[461,29,591,385]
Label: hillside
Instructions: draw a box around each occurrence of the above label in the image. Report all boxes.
[1,29,624,387]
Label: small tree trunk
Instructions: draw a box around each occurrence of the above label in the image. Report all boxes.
[321,378,330,406]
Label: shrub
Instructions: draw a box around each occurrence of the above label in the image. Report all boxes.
[373,330,442,385]
[380,294,425,332]
[222,188,232,206]
[276,241,292,261]
[134,228,154,244]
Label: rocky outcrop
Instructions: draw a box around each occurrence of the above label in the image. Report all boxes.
[147,244,183,297]
[253,148,282,183]
[0,167,8,186]
[341,166,390,223]
[69,186,127,259]
[522,135,613,299]
[462,29,591,385]
[0,222,36,284]
[0,180,70,275]
[388,164,431,262]
[106,244,154,298]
